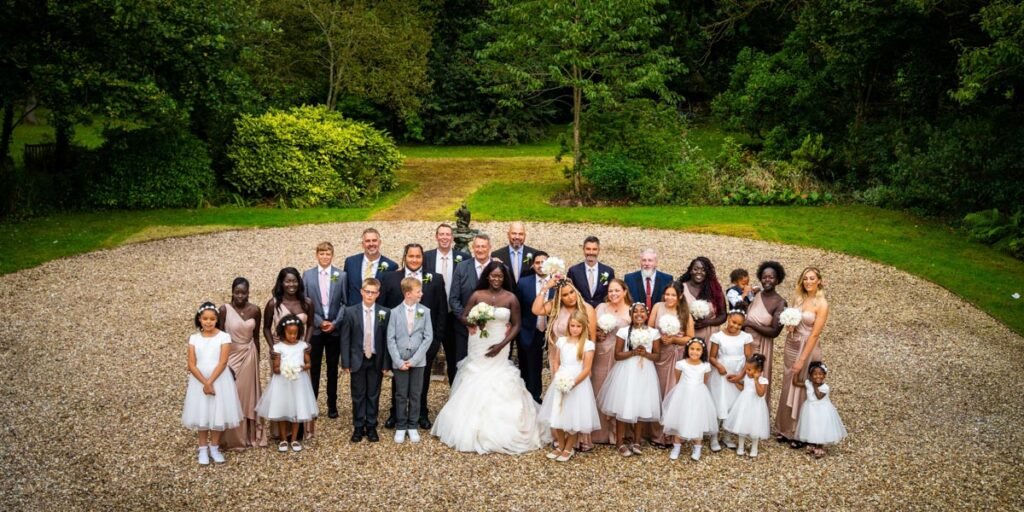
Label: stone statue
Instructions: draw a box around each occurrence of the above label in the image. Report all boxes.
[455,203,471,231]
[453,202,478,253]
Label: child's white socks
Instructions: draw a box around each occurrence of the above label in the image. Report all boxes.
[736,437,746,456]
[669,443,682,460]
[208,444,225,464]
[749,439,759,458]
[710,433,721,452]
[197,445,210,465]
[691,445,702,461]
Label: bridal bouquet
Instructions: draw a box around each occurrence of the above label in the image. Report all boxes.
[628,328,657,368]
[690,299,712,320]
[597,313,619,334]
[553,372,575,394]
[541,256,566,280]
[657,314,681,336]
[280,361,301,381]
[780,307,802,327]
[467,302,496,338]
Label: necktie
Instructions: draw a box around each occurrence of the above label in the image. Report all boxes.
[406,306,415,333]
[476,263,483,279]
[364,259,374,280]
[319,270,330,310]
[536,279,547,331]
[363,308,373,358]
[645,276,653,310]
[588,267,597,295]
[513,249,521,282]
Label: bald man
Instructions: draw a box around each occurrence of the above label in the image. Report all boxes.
[490,221,541,285]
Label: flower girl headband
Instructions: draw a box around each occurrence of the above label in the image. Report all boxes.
[280,317,302,327]
[196,304,218,315]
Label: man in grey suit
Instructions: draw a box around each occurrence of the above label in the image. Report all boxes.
[386,278,433,444]
[448,233,493,381]
[302,241,348,419]
[340,278,389,443]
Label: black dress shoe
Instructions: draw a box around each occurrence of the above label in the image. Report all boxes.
[328,409,339,419]
[384,416,397,429]
[366,429,380,442]
[350,428,364,443]
[418,417,432,430]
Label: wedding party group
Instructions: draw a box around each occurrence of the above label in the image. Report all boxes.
[181,222,846,465]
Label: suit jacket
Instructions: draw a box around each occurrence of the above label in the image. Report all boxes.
[422,248,471,280]
[516,274,554,349]
[449,258,487,328]
[343,253,398,306]
[386,303,434,368]
[623,270,673,306]
[377,268,447,339]
[568,261,615,309]
[302,265,347,336]
[491,244,539,284]
[339,303,389,372]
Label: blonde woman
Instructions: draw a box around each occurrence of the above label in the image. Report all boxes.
[775,267,829,445]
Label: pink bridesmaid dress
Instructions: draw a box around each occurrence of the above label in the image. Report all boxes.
[775,309,822,439]
[221,305,266,449]
[590,303,630,444]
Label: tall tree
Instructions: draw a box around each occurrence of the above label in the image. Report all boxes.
[478,0,680,194]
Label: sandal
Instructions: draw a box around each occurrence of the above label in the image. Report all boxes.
[813,447,826,459]
[775,434,789,443]
[578,444,594,453]
[546,450,561,460]
[630,443,642,455]
[278,441,289,452]
[618,445,633,457]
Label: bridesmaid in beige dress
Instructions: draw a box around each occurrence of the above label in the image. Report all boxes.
[219,277,265,449]
[263,268,314,439]
[533,280,596,449]
[679,257,727,345]
[648,282,694,446]
[743,261,787,413]
[591,279,632,445]
[776,267,828,446]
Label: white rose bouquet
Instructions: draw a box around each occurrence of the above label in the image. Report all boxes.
[657,314,681,336]
[280,361,301,381]
[467,302,496,338]
[628,328,656,367]
[690,299,712,320]
[597,313,619,334]
[780,307,802,327]
[541,256,566,280]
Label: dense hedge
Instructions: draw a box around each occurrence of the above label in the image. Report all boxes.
[227,106,401,206]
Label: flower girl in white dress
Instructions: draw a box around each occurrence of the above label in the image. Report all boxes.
[723,354,771,457]
[795,361,847,458]
[538,311,601,462]
[182,303,243,465]
[256,315,319,453]
[597,302,661,457]
[661,338,720,461]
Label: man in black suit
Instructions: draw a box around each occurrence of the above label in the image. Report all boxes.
[422,223,470,385]
[449,233,494,381]
[567,235,615,309]
[623,248,673,310]
[516,251,551,403]
[378,243,446,430]
[340,278,389,443]
[342,227,398,306]
[491,221,539,285]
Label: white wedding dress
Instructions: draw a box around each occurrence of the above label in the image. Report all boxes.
[432,307,547,454]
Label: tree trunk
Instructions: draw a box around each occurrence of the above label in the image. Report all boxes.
[572,82,582,197]
[0,102,13,167]
[54,114,71,175]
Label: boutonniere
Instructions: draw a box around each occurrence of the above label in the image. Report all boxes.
[330,271,340,283]
[415,309,425,319]
[377,262,388,272]
[524,252,534,265]
[377,310,386,321]
[600,271,609,284]
[423,274,433,283]
[455,254,463,263]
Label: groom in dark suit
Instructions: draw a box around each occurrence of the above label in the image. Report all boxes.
[302,241,348,418]
[516,251,551,403]
[623,248,673,310]
[341,278,389,443]
[422,223,470,385]
[378,243,447,430]
[491,221,539,285]
[448,233,493,381]
[343,227,397,306]
[568,235,615,308]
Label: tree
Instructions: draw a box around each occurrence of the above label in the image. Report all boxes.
[478,0,681,194]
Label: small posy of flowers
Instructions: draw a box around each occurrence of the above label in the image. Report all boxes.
[780,307,802,327]
[657,314,681,336]
[377,310,386,322]
[524,252,534,265]
[541,256,566,280]
[690,299,712,320]
[600,271,609,284]
[597,313,619,334]
[628,328,656,352]
[423,274,433,284]
[467,302,496,338]
[330,271,340,283]
[281,361,301,381]
[554,371,574,393]
[415,308,425,320]
[455,255,463,263]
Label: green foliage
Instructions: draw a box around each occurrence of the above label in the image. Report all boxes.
[963,209,1024,260]
[714,136,830,206]
[953,1,1024,104]
[86,127,214,209]
[227,106,402,206]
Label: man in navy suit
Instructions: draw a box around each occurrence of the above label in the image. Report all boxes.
[623,248,673,310]
[302,241,348,419]
[491,221,539,285]
[343,227,397,306]
[340,278,390,443]
[448,233,494,382]
[377,243,447,430]
[422,223,470,385]
[568,235,615,309]
[516,251,551,403]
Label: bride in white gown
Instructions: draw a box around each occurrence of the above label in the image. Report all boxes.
[432,261,548,454]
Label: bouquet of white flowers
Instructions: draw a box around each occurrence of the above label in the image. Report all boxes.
[597,313,619,334]
[541,256,566,279]
[628,328,656,368]
[467,302,497,338]
[553,372,575,394]
[690,299,712,320]
[657,314,681,336]
[280,361,301,381]
[780,307,802,327]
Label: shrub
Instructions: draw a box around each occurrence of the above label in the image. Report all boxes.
[963,209,1024,260]
[87,126,214,209]
[227,106,402,206]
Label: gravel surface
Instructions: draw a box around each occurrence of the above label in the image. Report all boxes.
[1,221,1021,511]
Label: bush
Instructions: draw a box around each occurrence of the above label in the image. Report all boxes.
[227,106,402,206]
[963,209,1024,260]
[714,136,831,206]
[87,126,214,209]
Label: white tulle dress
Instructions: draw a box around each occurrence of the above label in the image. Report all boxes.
[432,307,547,454]
[537,338,602,434]
[660,361,718,440]
[255,341,319,422]
[723,375,770,440]
[708,330,753,419]
[795,381,847,445]
[181,331,243,431]
[597,326,662,423]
